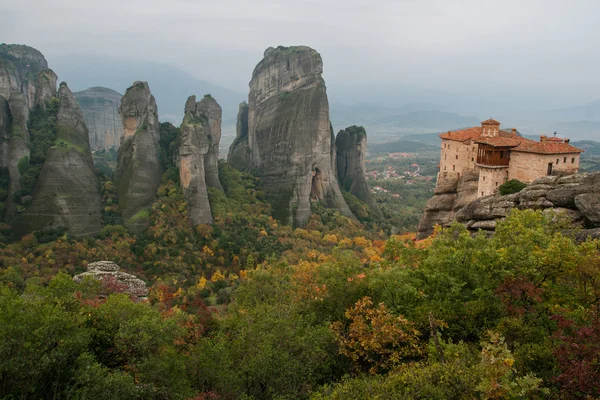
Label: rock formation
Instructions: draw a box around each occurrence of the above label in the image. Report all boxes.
[4,92,31,218]
[73,261,149,301]
[34,69,58,110]
[178,94,224,225]
[417,171,479,239]
[228,46,352,226]
[115,81,163,233]
[12,82,103,237]
[228,102,251,170]
[335,126,383,219]
[74,87,123,150]
[0,44,49,108]
[418,171,600,239]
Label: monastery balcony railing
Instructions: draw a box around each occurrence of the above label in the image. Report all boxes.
[476,149,510,168]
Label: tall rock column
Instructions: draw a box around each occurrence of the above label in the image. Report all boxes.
[5,92,30,218]
[12,82,103,237]
[34,69,58,110]
[115,81,163,233]
[178,95,224,226]
[227,102,251,170]
[229,46,352,226]
[336,126,383,219]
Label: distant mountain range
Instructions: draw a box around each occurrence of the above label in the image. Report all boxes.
[51,55,245,126]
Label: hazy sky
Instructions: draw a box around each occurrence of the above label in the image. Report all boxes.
[2,0,600,110]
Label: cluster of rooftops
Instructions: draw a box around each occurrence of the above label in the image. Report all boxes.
[439,119,583,155]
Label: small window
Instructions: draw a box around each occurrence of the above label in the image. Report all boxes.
[444,166,446,171]
[564,157,567,163]
[557,158,559,164]
[471,157,474,161]
[572,157,575,163]
[472,147,475,151]
[453,165,456,171]
[495,182,498,187]
[481,191,484,196]
[455,155,458,159]
[483,176,486,181]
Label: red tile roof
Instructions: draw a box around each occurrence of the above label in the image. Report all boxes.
[439,127,482,142]
[440,124,583,155]
[481,118,501,125]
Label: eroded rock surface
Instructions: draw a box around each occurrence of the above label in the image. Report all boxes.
[335,126,383,219]
[12,82,103,237]
[115,81,163,233]
[417,170,479,239]
[73,261,149,301]
[74,87,123,150]
[228,46,352,226]
[227,102,251,170]
[178,94,224,226]
[418,171,600,238]
[0,44,49,108]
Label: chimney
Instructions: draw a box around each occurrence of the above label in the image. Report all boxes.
[565,138,570,143]
[511,128,517,135]
[540,135,547,142]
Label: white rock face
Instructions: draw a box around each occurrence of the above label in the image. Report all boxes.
[74,87,124,151]
[73,261,149,301]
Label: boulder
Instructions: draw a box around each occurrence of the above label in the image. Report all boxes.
[74,87,123,150]
[434,172,460,194]
[575,193,600,225]
[228,46,352,226]
[335,126,383,219]
[115,81,163,233]
[73,261,149,301]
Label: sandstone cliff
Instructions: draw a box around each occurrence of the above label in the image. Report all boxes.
[12,82,103,237]
[227,102,251,170]
[178,94,224,226]
[74,87,123,150]
[228,46,352,226]
[34,69,58,110]
[0,44,49,108]
[5,92,31,218]
[115,81,163,233]
[418,171,600,239]
[335,126,383,219]
[417,171,479,239]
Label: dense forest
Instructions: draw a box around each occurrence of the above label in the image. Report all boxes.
[1,107,600,399]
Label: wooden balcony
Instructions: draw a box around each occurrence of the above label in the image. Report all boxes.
[476,145,510,167]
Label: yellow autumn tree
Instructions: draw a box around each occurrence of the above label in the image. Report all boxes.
[331,296,422,374]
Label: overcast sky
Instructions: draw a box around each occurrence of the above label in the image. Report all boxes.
[2,0,600,110]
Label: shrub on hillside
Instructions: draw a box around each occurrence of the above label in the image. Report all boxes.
[499,179,526,195]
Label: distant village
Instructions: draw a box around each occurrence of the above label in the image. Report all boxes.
[365,151,435,198]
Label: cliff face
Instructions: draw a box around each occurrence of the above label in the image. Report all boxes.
[12,82,103,237]
[74,87,123,150]
[34,69,58,110]
[178,95,224,226]
[335,126,383,219]
[227,102,251,170]
[417,171,479,239]
[418,171,600,238]
[0,44,49,108]
[5,92,31,218]
[115,81,163,233]
[228,46,352,226]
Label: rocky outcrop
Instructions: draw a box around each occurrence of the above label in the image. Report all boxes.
[74,87,123,150]
[4,92,30,218]
[418,171,600,238]
[227,102,251,170]
[115,81,163,233]
[0,44,49,108]
[228,46,352,226]
[417,170,479,239]
[73,261,149,301]
[12,82,103,237]
[34,69,58,110]
[335,126,383,219]
[178,95,224,226]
